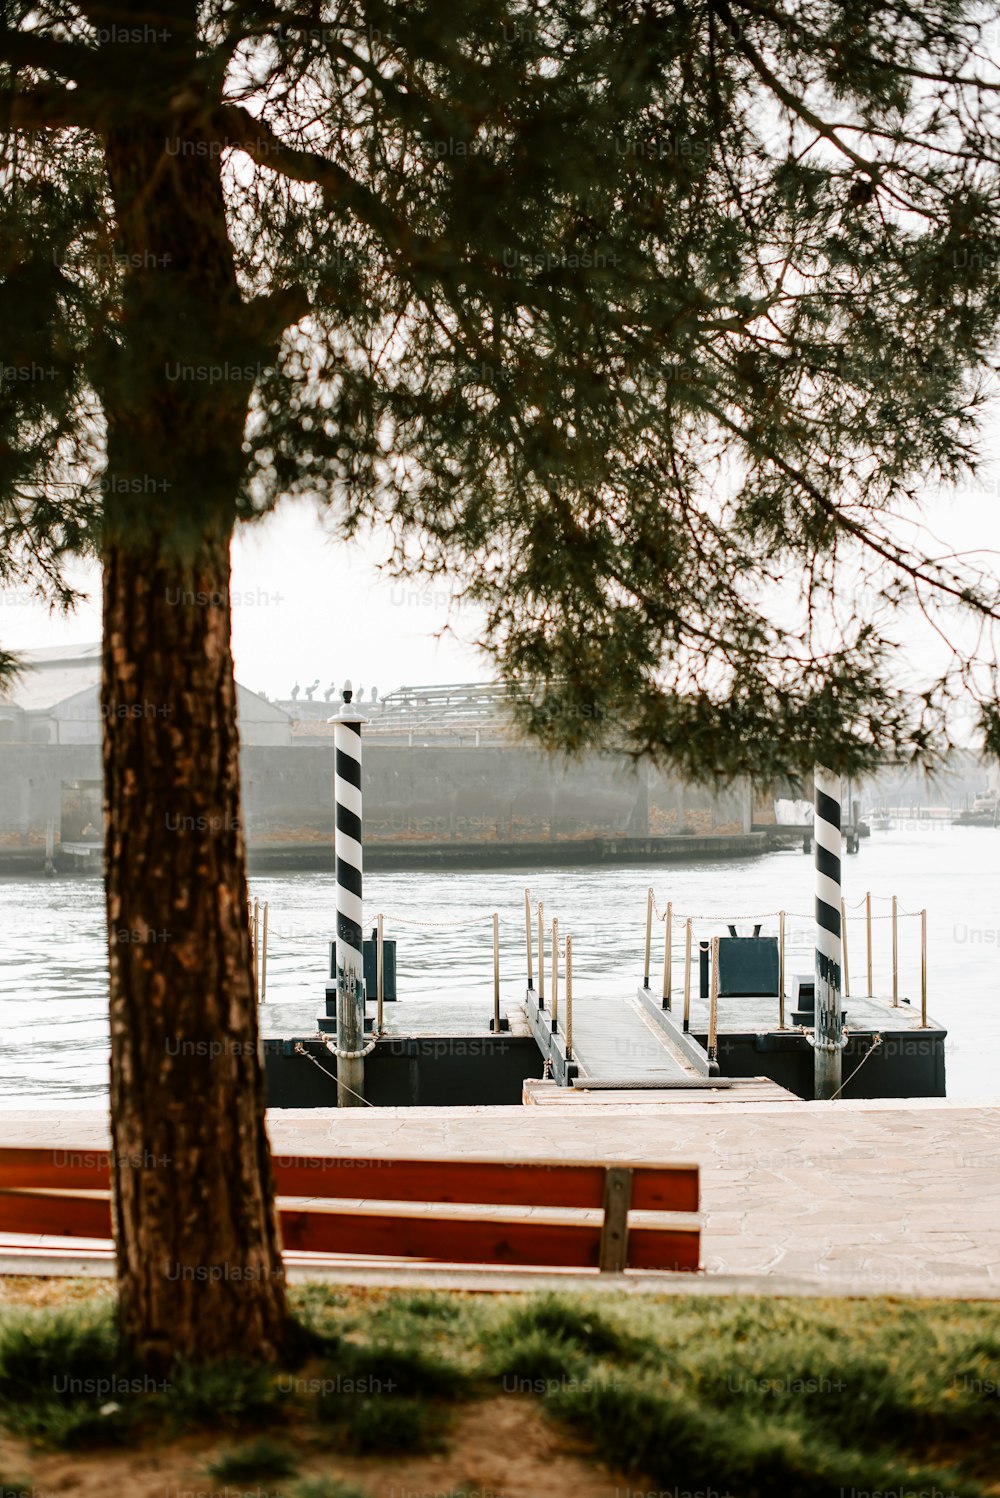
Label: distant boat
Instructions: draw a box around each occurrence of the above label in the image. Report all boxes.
[868,808,892,831]
[954,792,999,828]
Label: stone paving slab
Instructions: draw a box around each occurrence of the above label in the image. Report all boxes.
[1,1099,998,1296]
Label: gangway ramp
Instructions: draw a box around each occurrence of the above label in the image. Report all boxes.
[524,984,713,1089]
[569,993,704,1085]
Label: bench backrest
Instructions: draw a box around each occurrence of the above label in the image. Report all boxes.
[0,1146,700,1273]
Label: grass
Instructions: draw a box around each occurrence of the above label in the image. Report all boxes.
[0,1301,143,1448]
[166,1353,290,1427]
[310,1317,468,1454]
[206,1434,299,1481]
[1,1286,999,1495]
[318,1391,450,1457]
[0,1302,122,1403]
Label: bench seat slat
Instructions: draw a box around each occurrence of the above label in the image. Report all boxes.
[280,1206,699,1271]
[0,1189,112,1240]
[0,1188,699,1272]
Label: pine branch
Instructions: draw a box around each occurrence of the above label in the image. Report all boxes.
[0,25,101,82]
[215,102,442,272]
[245,284,311,350]
[730,0,1000,93]
[0,82,95,130]
[703,395,1000,620]
[707,0,878,175]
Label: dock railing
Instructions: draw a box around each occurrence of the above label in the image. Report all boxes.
[525,887,574,1063]
[364,903,510,1033]
[644,891,931,1032]
[249,898,268,1004]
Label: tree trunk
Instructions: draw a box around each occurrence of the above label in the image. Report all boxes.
[103,527,289,1363]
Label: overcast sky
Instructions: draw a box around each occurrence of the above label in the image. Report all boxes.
[0,501,485,701]
[2,443,999,705]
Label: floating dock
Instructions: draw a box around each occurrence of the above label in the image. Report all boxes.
[263,972,945,1108]
[261,873,947,1108]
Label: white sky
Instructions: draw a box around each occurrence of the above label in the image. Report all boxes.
[0,502,485,699]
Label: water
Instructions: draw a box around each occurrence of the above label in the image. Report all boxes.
[0,824,997,1102]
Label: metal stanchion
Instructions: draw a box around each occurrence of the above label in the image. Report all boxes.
[708,935,719,1064]
[376,912,385,1032]
[551,917,559,1035]
[537,900,545,1006]
[643,887,653,989]
[841,897,850,998]
[891,894,899,1007]
[565,932,573,1057]
[865,891,873,996]
[683,918,693,1032]
[661,900,672,1010]
[525,887,533,989]
[252,897,260,994]
[492,911,501,1034]
[778,909,785,1029]
[920,909,927,1027]
[260,902,268,1005]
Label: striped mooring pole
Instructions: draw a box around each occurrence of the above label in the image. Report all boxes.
[331,680,367,1107]
[814,764,844,1099]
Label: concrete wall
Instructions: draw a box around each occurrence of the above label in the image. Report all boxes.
[241,745,751,846]
[0,740,750,849]
[0,745,100,847]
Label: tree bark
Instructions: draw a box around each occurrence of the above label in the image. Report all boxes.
[103,530,289,1363]
[91,6,300,1362]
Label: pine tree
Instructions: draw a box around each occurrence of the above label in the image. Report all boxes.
[3,0,1000,1360]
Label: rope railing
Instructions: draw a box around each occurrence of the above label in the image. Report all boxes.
[380,910,497,929]
[643,888,930,1029]
[367,906,506,1034]
[650,894,924,923]
[247,897,524,1036]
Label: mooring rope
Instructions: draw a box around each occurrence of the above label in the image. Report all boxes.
[293,1041,376,1105]
[826,1033,884,1101]
[323,1034,380,1061]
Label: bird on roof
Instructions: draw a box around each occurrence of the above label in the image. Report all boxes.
[305,678,320,700]
[290,681,300,700]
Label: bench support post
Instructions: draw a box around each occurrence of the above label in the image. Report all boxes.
[598,1166,634,1272]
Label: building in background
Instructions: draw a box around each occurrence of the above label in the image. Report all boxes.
[0,644,291,747]
[0,644,292,867]
[10,650,987,870]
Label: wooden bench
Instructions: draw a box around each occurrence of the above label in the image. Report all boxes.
[0,1148,700,1274]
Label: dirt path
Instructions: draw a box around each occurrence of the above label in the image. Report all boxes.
[1,1396,634,1498]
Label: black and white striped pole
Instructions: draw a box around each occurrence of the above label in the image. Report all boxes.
[331,680,367,1107]
[814,764,844,1099]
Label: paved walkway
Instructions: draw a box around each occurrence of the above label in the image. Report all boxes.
[1,1098,998,1296]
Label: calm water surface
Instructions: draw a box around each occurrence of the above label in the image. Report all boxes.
[0,823,996,1102]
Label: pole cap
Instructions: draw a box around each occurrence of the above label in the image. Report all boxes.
[328,678,368,724]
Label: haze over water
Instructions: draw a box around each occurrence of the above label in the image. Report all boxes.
[0,822,996,1103]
